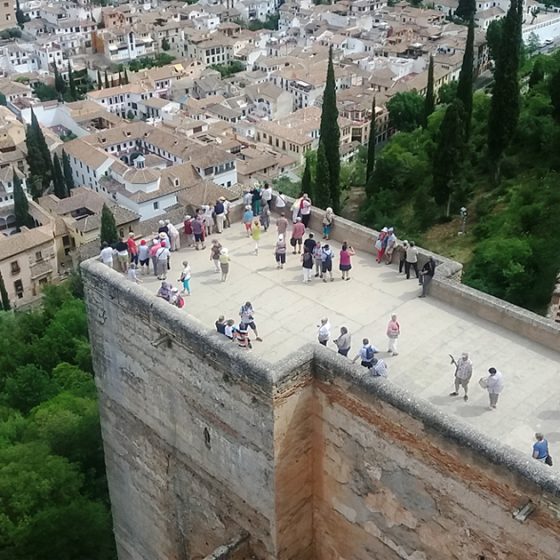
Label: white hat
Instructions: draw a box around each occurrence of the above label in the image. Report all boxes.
[221,248,229,255]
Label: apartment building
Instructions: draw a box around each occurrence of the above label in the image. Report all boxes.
[0,0,15,32]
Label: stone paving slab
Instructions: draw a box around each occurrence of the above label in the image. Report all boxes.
[133,224,560,462]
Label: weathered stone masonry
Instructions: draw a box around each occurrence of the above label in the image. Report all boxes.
[82,260,560,560]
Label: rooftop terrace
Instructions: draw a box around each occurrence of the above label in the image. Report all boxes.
[134,215,560,461]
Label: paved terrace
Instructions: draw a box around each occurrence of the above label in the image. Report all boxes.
[137,222,560,462]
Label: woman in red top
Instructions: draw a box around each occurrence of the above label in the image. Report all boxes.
[127,233,138,265]
[339,242,355,281]
[183,215,193,247]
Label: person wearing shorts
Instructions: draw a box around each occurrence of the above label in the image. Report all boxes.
[192,216,205,250]
[290,217,306,254]
[321,244,334,282]
[239,301,262,341]
[275,234,287,269]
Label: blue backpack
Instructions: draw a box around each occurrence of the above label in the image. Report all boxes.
[365,345,374,361]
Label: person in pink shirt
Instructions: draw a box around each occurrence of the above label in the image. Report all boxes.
[127,232,138,265]
[386,314,400,356]
[339,241,356,281]
[149,238,161,277]
[290,217,306,254]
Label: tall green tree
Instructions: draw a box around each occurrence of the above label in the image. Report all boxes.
[62,150,75,192]
[96,69,102,90]
[529,58,545,88]
[486,18,504,63]
[67,61,77,101]
[456,0,476,20]
[423,55,435,128]
[301,156,312,196]
[100,204,118,245]
[366,97,376,188]
[487,0,523,175]
[13,171,33,231]
[314,141,332,210]
[16,0,25,28]
[432,100,465,215]
[52,154,68,199]
[26,110,52,197]
[549,68,560,120]
[0,271,10,311]
[387,91,425,132]
[53,63,65,97]
[104,69,110,89]
[457,18,475,137]
[318,46,341,213]
[123,68,129,85]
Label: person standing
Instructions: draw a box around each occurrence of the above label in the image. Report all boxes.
[183,215,194,247]
[302,249,314,283]
[333,326,351,356]
[321,243,334,282]
[372,357,388,377]
[485,367,504,410]
[166,220,180,251]
[192,215,206,250]
[290,217,306,254]
[99,242,114,268]
[202,203,214,236]
[419,256,436,298]
[322,207,334,240]
[449,353,473,401]
[127,233,138,265]
[385,228,397,264]
[149,237,161,276]
[339,242,355,281]
[138,239,150,274]
[214,198,226,233]
[405,241,419,280]
[276,212,289,236]
[386,314,400,356]
[222,197,231,228]
[242,189,252,208]
[274,234,287,269]
[261,182,273,210]
[259,203,270,232]
[398,240,409,274]
[210,239,222,272]
[156,240,170,280]
[303,232,316,255]
[179,260,192,295]
[251,185,262,215]
[291,195,302,223]
[300,193,312,228]
[317,318,331,346]
[532,433,552,466]
[313,241,323,278]
[375,227,388,263]
[352,339,379,368]
[239,301,262,341]
[275,191,287,211]
[252,219,262,255]
[219,248,230,282]
[115,237,129,273]
[242,205,254,236]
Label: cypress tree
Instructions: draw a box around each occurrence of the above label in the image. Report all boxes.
[423,55,435,127]
[549,68,560,120]
[456,18,475,137]
[118,71,123,86]
[529,58,544,88]
[487,0,523,174]
[104,69,110,89]
[456,0,476,21]
[314,141,332,210]
[13,172,32,231]
[366,97,376,188]
[124,68,129,85]
[97,69,102,90]
[26,110,52,197]
[301,156,312,197]
[16,0,25,29]
[53,63,65,97]
[52,154,67,199]
[432,100,465,216]
[318,46,340,213]
[68,61,77,101]
[0,271,10,311]
[62,149,75,192]
[100,204,118,245]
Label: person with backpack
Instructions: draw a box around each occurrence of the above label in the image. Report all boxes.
[321,243,334,282]
[302,249,314,283]
[239,301,262,341]
[352,338,379,369]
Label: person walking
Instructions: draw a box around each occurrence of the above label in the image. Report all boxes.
[533,433,552,466]
[290,217,306,254]
[260,203,270,232]
[317,318,331,346]
[274,234,287,269]
[210,239,222,273]
[302,249,314,283]
[313,241,323,278]
[322,207,334,240]
[214,198,226,233]
[372,357,388,377]
[405,241,419,279]
[484,367,504,410]
[252,219,262,255]
[352,339,379,368]
[261,182,273,210]
[179,260,192,295]
[386,314,400,356]
[398,240,409,274]
[219,248,230,282]
[333,326,351,356]
[300,193,312,228]
[192,215,206,250]
[449,353,472,401]
[385,228,397,264]
[239,301,262,341]
[242,205,254,236]
[276,212,289,236]
[419,256,436,298]
[321,243,334,282]
[127,233,138,265]
[156,240,170,280]
[99,242,114,268]
[242,189,252,208]
[339,242,355,281]
[138,239,150,274]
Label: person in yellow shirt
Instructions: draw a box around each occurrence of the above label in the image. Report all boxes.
[251,219,261,255]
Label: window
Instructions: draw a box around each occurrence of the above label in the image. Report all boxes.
[14,280,23,298]
[10,261,20,275]
[153,201,159,210]
[35,251,42,261]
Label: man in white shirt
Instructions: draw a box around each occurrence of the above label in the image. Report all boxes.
[275,191,287,210]
[261,182,273,209]
[156,241,170,280]
[352,339,379,368]
[486,367,504,410]
[450,353,473,401]
[317,318,331,346]
[99,242,114,268]
[405,241,419,279]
